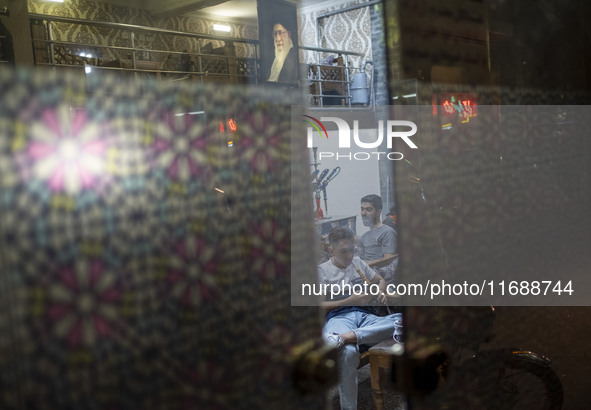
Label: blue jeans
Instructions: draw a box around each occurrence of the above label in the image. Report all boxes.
[323,310,403,410]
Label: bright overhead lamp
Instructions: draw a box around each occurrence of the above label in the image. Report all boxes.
[213,24,231,33]
[44,0,65,3]
[174,111,205,117]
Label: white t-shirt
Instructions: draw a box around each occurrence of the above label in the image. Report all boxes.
[317,256,376,300]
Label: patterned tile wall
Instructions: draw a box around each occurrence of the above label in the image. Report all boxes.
[28,0,259,61]
[298,0,373,70]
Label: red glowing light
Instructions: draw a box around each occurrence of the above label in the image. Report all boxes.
[440,93,478,122]
[228,118,237,132]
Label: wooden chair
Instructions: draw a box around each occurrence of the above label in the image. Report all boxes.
[368,339,397,410]
[359,349,371,368]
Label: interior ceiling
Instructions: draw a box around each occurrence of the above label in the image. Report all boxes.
[100,0,254,19]
[101,0,318,20]
[198,0,259,20]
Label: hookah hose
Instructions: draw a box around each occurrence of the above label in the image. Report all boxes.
[352,262,387,305]
[352,263,372,285]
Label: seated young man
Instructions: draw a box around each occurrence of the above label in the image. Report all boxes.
[318,226,402,410]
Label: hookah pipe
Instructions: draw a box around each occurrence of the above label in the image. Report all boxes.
[353,262,387,304]
[315,193,323,219]
[314,169,329,219]
[310,148,340,219]
[320,167,340,215]
[310,147,324,219]
[311,169,319,182]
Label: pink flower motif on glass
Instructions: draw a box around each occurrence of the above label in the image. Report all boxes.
[250,220,289,280]
[167,235,219,307]
[28,105,106,194]
[47,260,121,347]
[152,112,209,181]
[239,112,285,172]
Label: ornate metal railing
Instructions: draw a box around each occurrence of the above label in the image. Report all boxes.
[29,13,373,107]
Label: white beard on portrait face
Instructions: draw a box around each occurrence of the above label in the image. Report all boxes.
[268,36,294,82]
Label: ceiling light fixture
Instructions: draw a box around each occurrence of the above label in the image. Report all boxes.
[213,24,231,33]
[44,0,65,3]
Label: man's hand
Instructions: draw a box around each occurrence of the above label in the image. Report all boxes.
[374,274,403,305]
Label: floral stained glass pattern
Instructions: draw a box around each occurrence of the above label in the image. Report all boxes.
[152,111,211,182]
[28,105,107,194]
[46,259,121,347]
[0,69,323,410]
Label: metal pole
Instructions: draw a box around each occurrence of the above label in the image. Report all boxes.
[29,13,258,45]
[369,61,375,108]
[130,31,137,79]
[300,45,364,57]
[46,21,55,67]
[255,45,259,85]
[344,55,351,107]
[317,63,323,107]
[196,40,203,84]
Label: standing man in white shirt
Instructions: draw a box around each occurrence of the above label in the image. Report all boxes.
[358,194,398,284]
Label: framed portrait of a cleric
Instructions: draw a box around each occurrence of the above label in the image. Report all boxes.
[257,0,300,86]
